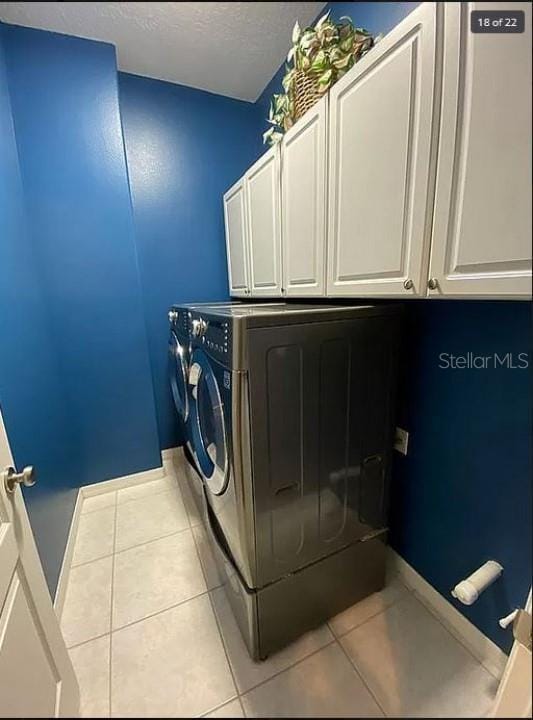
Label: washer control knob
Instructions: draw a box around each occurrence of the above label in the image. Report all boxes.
[192,318,209,337]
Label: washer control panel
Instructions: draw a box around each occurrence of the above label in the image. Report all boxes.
[168,307,189,337]
[190,312,230,364]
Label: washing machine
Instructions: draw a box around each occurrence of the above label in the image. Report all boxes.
[186,302,402,659]
[168,301,282,451]
[168,302,282,508]
[168,306,192,442]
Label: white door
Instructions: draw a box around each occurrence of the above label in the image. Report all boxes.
[327,2,437,297]
[223,177,250,298]
[245,145,283,297]
[0,406,79,718]
[492,590,532,717]
[282,96,327,297]
[429,2,532,299]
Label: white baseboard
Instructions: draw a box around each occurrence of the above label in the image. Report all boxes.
[80,464,165,497]
[162,445,187,475]
[161,446,181,463]
[54,488,83,620]
[388,549,508,679]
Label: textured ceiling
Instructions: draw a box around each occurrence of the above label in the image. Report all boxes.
[0,1,326,101]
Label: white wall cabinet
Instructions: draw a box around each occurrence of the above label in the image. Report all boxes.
[327,2,436,298]
[428,1,532,298]
[223,2,531,301]
[281,96,327,296]
[223,177,250,297]
[245,145,283,297]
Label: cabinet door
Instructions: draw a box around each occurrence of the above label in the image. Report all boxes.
[282,97,327,297]
[223,177,250,297]
[429,2,532,298]
[246,146,282,297]
[327,3,437,297]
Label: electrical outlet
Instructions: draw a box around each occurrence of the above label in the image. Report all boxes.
[394,427,409,455]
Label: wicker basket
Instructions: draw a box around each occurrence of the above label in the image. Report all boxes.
[291,70,322,124]
[289,32,374,127]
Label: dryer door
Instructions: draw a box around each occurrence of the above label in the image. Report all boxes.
[169,331,189,422]
[188,349,229,496]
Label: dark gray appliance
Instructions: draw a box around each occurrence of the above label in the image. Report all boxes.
[186,303,401,660]
[168,302,284,514]
[168,306,192,438]
[168,302,240,506]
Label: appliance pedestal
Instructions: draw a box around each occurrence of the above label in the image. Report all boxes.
[205,501,387,660]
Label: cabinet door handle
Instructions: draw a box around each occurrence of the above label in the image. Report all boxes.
[403,279,413,290]
[428,278,438,290]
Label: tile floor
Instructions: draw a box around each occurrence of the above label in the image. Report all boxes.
[60,459,500,718]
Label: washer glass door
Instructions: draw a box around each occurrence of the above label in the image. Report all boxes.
[169,331,189,422]
[189,349,228,495]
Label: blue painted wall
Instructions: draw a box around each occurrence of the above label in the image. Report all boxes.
[3,25,161,487]
[1,24,161,593]
[391,301,531,652]
[0,24,78,593]
[118,73,261,449]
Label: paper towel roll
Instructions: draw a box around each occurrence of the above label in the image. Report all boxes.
[451,560,503,605]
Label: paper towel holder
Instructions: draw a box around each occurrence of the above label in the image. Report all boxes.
[451,560,503,605]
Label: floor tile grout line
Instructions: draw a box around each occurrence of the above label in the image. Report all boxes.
[181,485,204,532]
[114,523,192,557]
[335,636,389,717]
[408,587,503,681]
[115,480,182,509]
[186,500,244,711]
[70,524,193,570]
[198,692,241,718]
[109,495,119,718]
[79,495,117,516]
[111,586,213,636]
[66,585,212,652]
[189,518,222,592]
[206,589,241,702]
[79,471,183,516]
[389,577,501,679]
[235,588,414,714]
[326,585,413,640]
[187,507,242,708]
[329,584,417,717]
[235,638,338,701]
[67,630,111,652]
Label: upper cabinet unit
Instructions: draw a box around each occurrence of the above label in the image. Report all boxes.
[428,1,532,298]
[281,96,327,297]
[327,2,437,298]
[224,177,250,297]
[245,145,283,297]
[223,2,531,301]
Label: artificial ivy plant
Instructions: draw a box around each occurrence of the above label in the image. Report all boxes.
[263,12,378,145]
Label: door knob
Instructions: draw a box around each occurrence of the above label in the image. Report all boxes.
[403,279,413,290]
[428,278,438,290]
[3,465,36,494]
